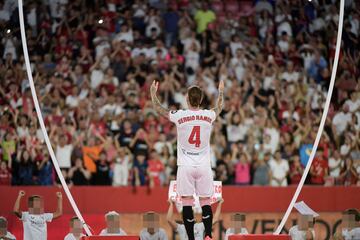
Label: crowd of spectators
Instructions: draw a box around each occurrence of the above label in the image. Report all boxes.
[0,0,359,187]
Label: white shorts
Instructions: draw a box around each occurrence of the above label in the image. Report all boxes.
[176,165,214,197]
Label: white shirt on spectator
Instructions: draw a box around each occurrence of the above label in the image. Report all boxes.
[332,112,352,135]
[344,99,360,112]
[90,69,104,89]
[227,124,248,142]
[17,126,29,139]
[275,14,292,37]
[64,233,85,240]
[289,225,315,240]
[185,50,200,73]
[49,0,67,18]
[225,228,249,240]
[347,228,360,240]
[263,74,276,90]
[328,157,343,177]
[0,8,10,21]
[350,17,359,36]
[93,37,110,58]
[2,37,17,60]
[309,17,326,33]
[230,57,247,82]
[269,158,289,186]
[131,47,150,58]
[66,95,79,108]
[99,228,127,236]
[21,212,53,240]
[139,228,168,240]
[148,47,168,59]
[281,71,299,82]
[4,231,16,240]
[56,144,73,168]
[113,156,130,186]
[176,223,204,240]
[264,129,279,154]
[230,42,244,56]
[114,30,134,43]
[182,38,201,53]
[340,144,351,156]
[278,39,289,53]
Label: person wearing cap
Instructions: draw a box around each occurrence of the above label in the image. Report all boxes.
[224,213,249,240]
[64,216,85,240]
[99,211,127,236]
[0,216,16,240]
[289,214,315,240]
[140,212,167,240]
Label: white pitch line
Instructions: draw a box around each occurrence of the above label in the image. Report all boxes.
[274,0,345,234]
[17,0,92,236]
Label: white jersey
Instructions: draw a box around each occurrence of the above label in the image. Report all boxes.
[225,228,248,240]
[169,109,216,166]
[21,212,53,240]
[99,228,127,236]
[343,227,360,240]
[3,231,16,239]
[289,225,315,240]
[64,233,85,240]
[176,223,205,240]
[139,228,168,240]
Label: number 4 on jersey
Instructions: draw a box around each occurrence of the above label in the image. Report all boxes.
[188,126,201,147]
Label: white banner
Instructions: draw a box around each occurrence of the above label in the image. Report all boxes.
[168,180,222,213]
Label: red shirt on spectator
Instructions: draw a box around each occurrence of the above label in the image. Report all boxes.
[147,159,164,187]
[0,166,11,185]
[311,157,328,185]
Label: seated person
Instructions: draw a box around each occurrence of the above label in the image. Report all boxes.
[0,216,16,239]
[225,213,249,240]
[289,214,315,240]
[334,208,360,240]
[64,216,85,240]
[99,211,127,236]
[140,212,168,240]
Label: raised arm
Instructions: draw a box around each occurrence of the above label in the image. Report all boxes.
[213,198,224,225]
[53,192,63,219]
[150,80,169,117]
[166,199,178,230]
[212,79,225,117]
[13,190,25,218]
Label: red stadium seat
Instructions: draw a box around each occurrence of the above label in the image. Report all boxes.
[229,234,291,240]
[81,236,140,240]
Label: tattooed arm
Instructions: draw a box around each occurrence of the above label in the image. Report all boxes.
[212,79,225,116]
[150,80,169,117]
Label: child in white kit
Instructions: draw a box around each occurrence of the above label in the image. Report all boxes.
[13,190,63,240]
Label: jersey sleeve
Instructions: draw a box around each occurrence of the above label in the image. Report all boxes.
[44,213,53,222]
[21,212,29,222]
[168,110,181,124]
[160,228,168,240]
